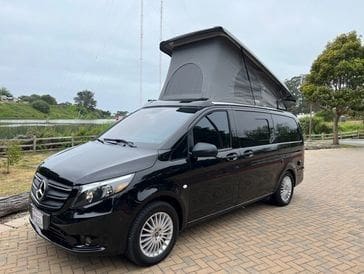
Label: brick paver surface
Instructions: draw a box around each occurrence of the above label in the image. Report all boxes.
[0,148,363,273]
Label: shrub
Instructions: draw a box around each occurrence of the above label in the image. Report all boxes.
[299,116,332,135]
[40,94,57,105]
[315,110,334,122]
[0,87,12,97]
[5,142,22,173]
[313,117,331,134]
[32,100,50,113]
[339,120,364,132]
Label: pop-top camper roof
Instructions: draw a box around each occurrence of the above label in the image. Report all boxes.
[159,26,295,108]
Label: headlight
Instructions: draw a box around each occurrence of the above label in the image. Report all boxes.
[73,173,134,208]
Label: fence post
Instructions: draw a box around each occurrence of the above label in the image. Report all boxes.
[71,135,74,147]
[358,130,360,139]
[33,136,37,152]
[321,133,324,140]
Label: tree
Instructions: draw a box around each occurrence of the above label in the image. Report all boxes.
[285,75,311,114]
[19,94,41,103]
[40,94,57,105]
[0,87,12,97]
[18,95,31,102]
[32,100,50,113]
[302,31,364,145]
[115,110,128,117]
[19,93,57,104]
[74,90,97,110]
[97,109,111,118]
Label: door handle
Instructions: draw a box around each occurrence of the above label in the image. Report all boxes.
[226,153,238,161]
[242,150,254,158]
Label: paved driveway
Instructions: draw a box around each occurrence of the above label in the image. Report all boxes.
[341,139,364,147]
[0,148,363,273]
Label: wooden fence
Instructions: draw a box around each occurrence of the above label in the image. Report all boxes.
[0,135,97,155]
[304,130,364,141]
[0,129,363,155]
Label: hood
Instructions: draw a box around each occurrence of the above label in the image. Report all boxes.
[38,141,158,185]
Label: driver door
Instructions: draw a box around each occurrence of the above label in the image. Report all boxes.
[187,110,240,222]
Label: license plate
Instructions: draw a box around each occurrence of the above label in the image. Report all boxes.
[31,206,44,229]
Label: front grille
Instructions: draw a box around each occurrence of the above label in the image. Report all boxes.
[31,173,73,211]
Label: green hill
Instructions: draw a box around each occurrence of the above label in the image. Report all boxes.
[0,102,111,119]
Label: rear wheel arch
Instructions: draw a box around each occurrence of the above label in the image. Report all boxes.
[275,165,296,192]
[285,168,296,187]
[271,172,294,206]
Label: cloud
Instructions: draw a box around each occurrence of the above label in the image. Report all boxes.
[0,0,363,112]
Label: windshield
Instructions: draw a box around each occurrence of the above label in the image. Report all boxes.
[100,107,195,147]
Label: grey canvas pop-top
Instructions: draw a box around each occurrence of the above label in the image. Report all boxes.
[159,26,295,108]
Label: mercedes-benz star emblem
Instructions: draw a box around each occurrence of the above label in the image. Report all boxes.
[36,178,47,201]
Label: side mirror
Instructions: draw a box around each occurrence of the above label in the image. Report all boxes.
[191,142,218,158]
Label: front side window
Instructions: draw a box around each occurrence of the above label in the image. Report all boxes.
[193,111,231,149]
[171,135,188,160]
[234,111,271,147]
[101,107,195,147]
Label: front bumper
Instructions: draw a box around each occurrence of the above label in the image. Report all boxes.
[29,199,133,255]
[30,218,106,253]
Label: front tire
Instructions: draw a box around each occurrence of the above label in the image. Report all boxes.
[126,201,179,266]
[272,173,294,206]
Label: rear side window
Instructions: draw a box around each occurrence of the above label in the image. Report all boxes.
[193,111,231,149]
[273,115,301,143]
[234,111,271,147]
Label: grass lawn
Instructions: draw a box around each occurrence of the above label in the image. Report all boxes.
[0,102,112,119]
[0,152,53,197]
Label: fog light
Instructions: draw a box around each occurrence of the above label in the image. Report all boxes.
[85,236,92,246]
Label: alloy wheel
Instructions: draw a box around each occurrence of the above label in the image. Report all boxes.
[280,175,293,203]
[139,212,173,258]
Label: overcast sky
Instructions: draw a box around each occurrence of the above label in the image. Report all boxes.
[0,0,363,113]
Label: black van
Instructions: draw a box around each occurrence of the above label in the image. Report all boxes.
[29,27,304,266]
[29,100,304,265]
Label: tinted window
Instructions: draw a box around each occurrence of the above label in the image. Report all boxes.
[207,112,231,147]
[273,115,301,143]
[193,111,231,149]
[234,111,271,147]
[171,135,188,160]
[101,107,194,147]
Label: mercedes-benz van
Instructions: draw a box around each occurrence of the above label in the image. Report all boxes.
[29,100,304,266]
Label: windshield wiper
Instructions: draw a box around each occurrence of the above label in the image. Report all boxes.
[96,138,104,144]
[103,138,136,147]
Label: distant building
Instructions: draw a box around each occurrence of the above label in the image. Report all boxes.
[115,115,124,121]
[0,95,18,102]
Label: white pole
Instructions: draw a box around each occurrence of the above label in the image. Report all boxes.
[139,0,144,106]
[309,103,313,141]
[159,0,163,91]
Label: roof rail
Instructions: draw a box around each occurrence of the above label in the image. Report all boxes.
[211,101,285,112]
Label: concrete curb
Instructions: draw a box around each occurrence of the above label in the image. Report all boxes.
[0,214,29,233]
